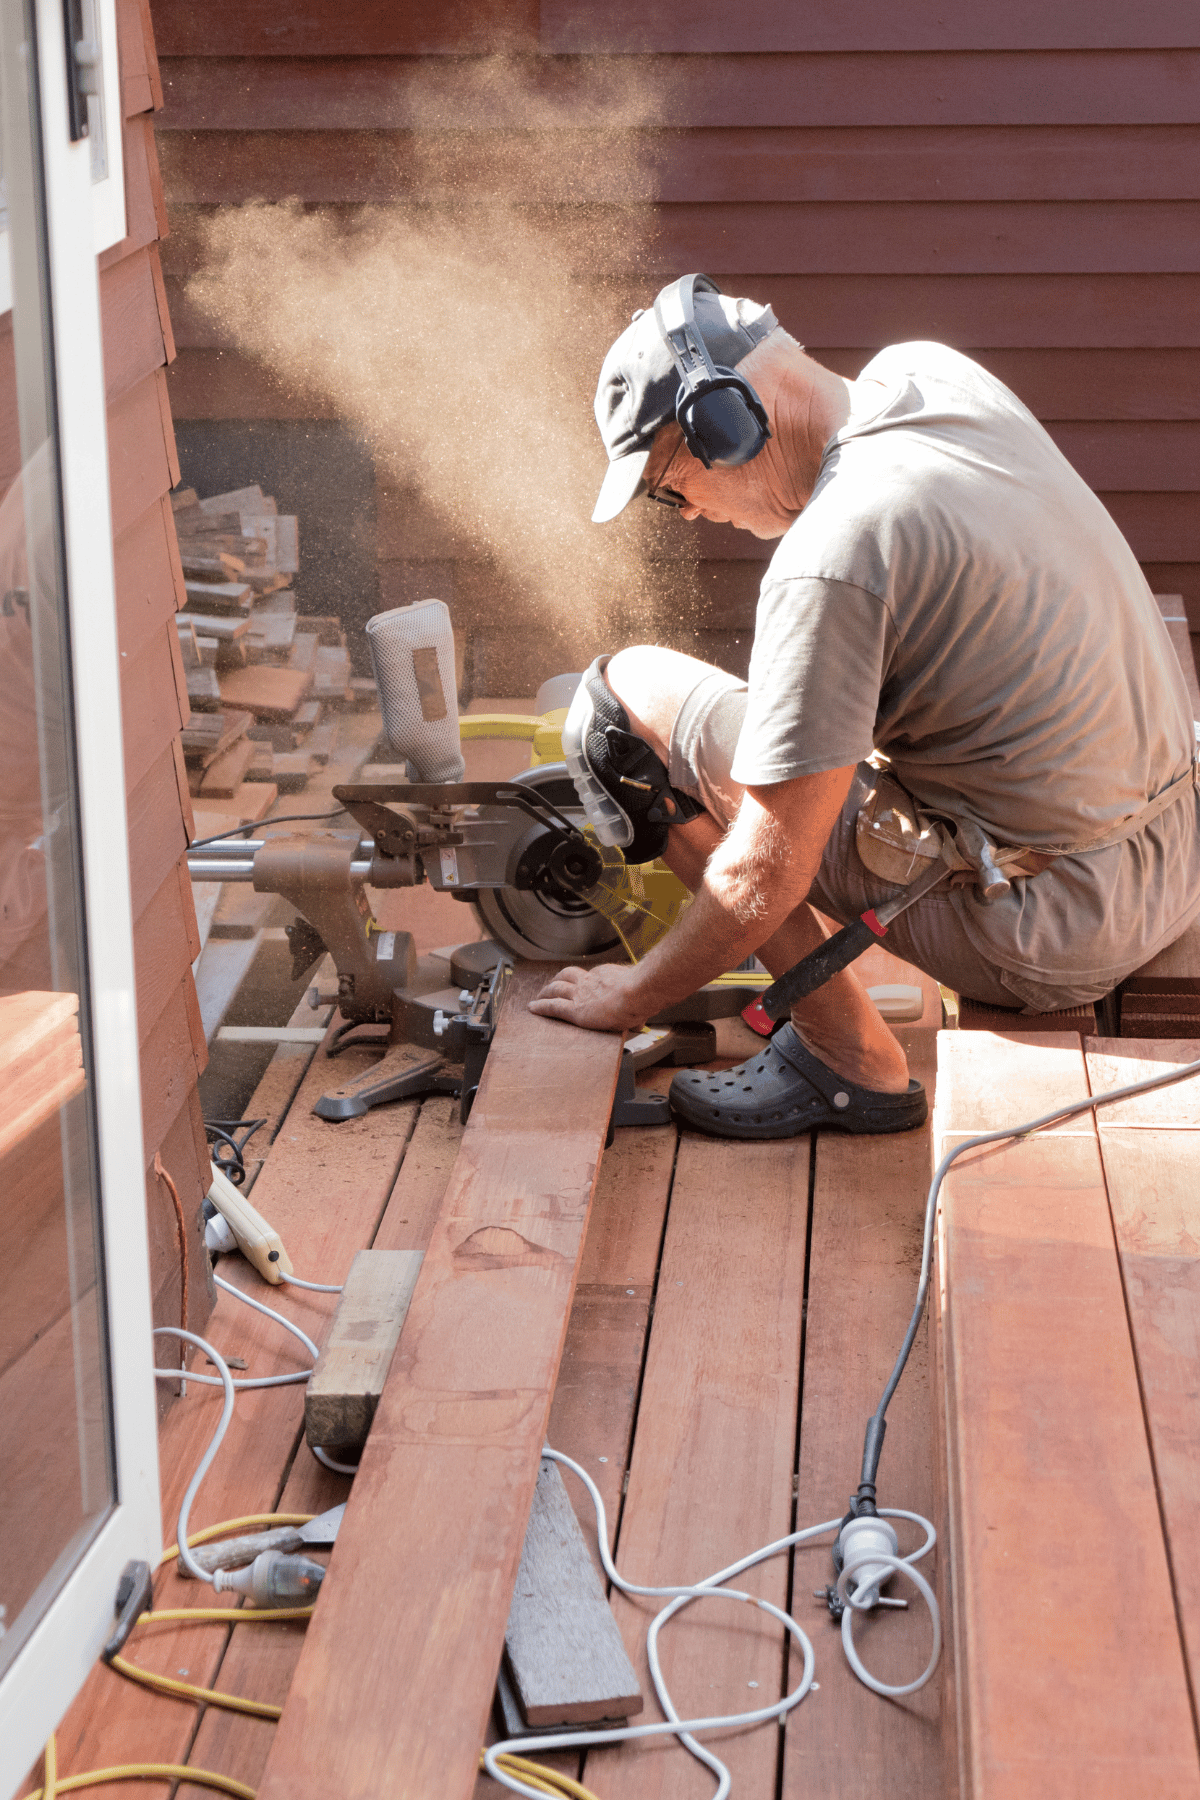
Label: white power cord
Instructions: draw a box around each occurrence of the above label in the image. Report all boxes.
[152,1327,236,1583]
[276,1270,344,1294]
[485,1447,939,1800]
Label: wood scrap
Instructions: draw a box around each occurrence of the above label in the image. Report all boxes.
[186,667,221,710]
[180,550,246,579]
[270,751,317,794]
[176,618,201,670]
[183,578,254,613]
[178,612,250,641]
[294,699,323,729]
[217,665,314,720]
[305,1249,424,1454]
[289,631,318,673]
[243,742,276,781]
[197,736,256,799]
[313,645,351,701]
[201,484,269,515]
[503,1457,642,1728]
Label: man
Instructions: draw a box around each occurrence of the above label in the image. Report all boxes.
[529,276,1200,1139]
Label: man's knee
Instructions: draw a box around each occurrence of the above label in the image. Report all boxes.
[605,645,729,762]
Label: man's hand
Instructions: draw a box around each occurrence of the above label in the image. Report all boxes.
[527,962,648,1033]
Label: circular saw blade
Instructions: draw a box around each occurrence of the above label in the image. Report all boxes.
[468,763,624,962]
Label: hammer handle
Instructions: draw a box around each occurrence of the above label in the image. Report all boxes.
[761,917,881,1021]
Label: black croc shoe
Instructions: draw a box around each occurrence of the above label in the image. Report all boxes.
[668,1023,928,1140]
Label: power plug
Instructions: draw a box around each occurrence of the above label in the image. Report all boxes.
[206,1163,293,1284]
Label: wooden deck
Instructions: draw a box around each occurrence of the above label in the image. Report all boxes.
[24,922,951,1798]
[25,694,1200,1799]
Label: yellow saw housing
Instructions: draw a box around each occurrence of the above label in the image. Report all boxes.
[459,709,691,963]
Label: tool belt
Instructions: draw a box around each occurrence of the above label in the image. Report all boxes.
[856,760,1200,894]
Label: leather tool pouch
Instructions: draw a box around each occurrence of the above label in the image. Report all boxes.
[855,772,1047,892]
[855,773,949,886]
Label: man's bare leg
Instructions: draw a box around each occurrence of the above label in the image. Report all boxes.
[605,647,911,1094]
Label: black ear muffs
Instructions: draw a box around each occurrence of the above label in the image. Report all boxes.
[654,274,771,471]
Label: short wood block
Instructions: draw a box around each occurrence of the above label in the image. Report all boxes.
[503,1457,642,1728]
[305,1248,423,1453]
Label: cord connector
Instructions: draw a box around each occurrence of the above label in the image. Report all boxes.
[836,1515,899,1612]
[212,1550,326,1605]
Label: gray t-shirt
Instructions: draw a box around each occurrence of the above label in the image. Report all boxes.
[730,342,1200,987]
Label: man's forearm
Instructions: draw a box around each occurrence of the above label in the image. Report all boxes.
[621,833,815,1016]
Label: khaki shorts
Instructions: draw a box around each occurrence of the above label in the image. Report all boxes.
[667,670,1108,1014]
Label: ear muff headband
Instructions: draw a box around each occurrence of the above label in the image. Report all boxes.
[653,273,771,471]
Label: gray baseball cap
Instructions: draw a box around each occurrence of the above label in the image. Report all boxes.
[591,283,778,523]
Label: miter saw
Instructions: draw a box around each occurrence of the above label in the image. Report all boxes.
[187,635,771,1130]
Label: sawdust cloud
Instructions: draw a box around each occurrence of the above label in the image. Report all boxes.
[184,58,699,667]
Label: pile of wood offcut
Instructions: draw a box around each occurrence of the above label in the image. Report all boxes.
[173,483,373,833]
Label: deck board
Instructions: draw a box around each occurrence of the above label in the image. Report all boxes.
[934,1031,1200,1799]
[587,1131,811,1800]
[782,1027,943,1799]
[1087,1037,1200,1714]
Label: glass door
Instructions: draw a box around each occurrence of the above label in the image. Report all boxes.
[0,0,161,1787]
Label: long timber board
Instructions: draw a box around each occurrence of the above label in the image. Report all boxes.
[255,965,623,1800]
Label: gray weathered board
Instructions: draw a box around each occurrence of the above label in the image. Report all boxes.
[305,1248,423,1452]
[503,1457,642,1728]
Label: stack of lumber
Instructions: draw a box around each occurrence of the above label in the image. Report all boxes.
[172,484,367,821]
[0,990,85,1159]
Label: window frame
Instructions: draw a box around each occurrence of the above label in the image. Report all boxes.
[0,0,125,315]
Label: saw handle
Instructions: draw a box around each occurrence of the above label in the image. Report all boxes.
[761,916,882,1022]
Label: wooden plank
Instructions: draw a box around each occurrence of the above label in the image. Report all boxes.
[163,270,1200,366]
[504,1456,642,1727]
[165,197,1200,278]
[42,1028,422,1800]
[170,343,1200,428]
[546,1106,678,1558]
[933,1030,1200,1798]
[150,0,537,57]
[217,664,314,719]
[137,975,206,1163]
[541,0,1200,54]
[255,966,623,1800]
[120,624,188,793]
[304,1247,423,1453]
[98,113,162,271]
[782,1027,942,1798]
[99,245,169,403]
[133,859,202,1045]
[116,0,153,116]
[587,1126,808,1800]
[114,494,182,665]
[197,735,255,799]
[157,123,1200,208]
[142,1082,211,1336]
[106,368,173,537]
[127,741,190,919]
[155,50,1200,132]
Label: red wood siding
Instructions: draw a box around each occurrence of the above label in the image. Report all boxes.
[152,7,1200,688]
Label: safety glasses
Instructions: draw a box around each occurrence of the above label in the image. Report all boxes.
[647,483,687,509]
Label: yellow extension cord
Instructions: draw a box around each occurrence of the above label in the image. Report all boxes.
[41,1514,602,1800]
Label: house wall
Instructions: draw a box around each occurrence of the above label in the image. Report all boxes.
[150,2,1200,687]
[0,0,214,1341]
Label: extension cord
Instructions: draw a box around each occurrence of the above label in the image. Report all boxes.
[206,1163,293,1283]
